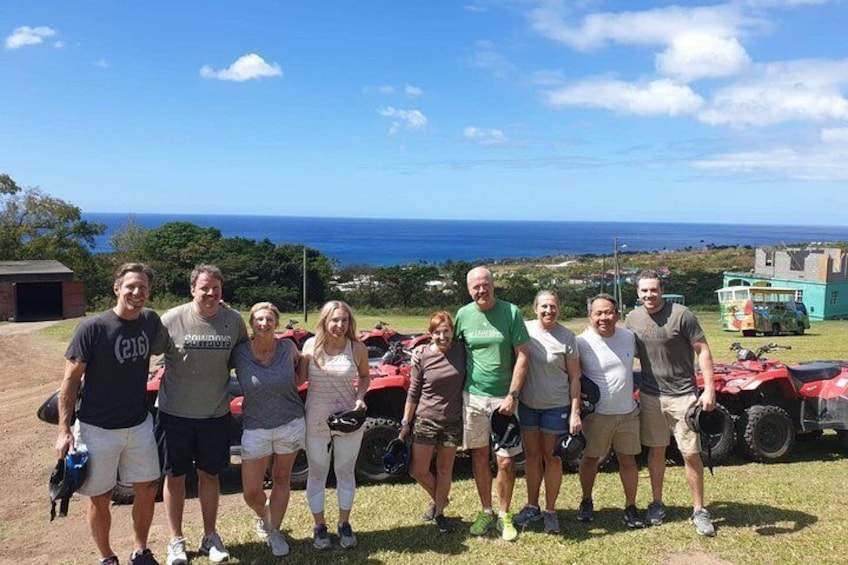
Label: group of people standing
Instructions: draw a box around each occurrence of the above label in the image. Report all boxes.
[54,261,718,565]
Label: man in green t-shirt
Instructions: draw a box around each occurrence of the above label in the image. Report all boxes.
[454,266,530,542]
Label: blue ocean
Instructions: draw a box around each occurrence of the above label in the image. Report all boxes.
[83,213,848,266]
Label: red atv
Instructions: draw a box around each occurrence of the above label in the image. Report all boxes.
[696,342,848,463]
[359,320,429,358]
[37,334,415,501]
[274,319,313,350]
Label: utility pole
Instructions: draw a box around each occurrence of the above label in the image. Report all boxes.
[302,246,308,322]
[613,237,620,308]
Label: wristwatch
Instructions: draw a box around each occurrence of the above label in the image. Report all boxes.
[401,418,410,427]
[509,390,520,400]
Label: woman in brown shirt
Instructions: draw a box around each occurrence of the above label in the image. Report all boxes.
[399,311,466,533]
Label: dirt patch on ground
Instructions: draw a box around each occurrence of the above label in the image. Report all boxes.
[664,551,735,565]
[0,330,249,564]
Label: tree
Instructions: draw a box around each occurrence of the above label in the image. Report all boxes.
[142,222,223,296]
[0,174,106,305]
[371,263,440,308]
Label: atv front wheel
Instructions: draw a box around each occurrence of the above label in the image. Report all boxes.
[737,405,795,463]
[836,430,848,449]
[795,325,805,336]
[290,449,309,489]
[355,417,401,483]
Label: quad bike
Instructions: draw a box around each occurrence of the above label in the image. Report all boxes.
[359,320,429,358]
[274,319,313,350]
[37,333,416,502]
[695,342,848,463]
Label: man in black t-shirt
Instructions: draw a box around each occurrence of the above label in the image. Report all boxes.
[55,263,169,565]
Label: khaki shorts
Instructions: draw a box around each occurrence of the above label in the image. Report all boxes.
[462,391,523,458]
[640,392,701,455]
[582,407,641,458]
[74,413,161,497]
[241,417,306,460]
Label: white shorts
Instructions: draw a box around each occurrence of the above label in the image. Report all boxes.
[74,413,160,497]
[241,417,306,460]
[462,391,523,458]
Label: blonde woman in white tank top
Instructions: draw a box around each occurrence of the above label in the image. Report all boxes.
[298,301,370,550]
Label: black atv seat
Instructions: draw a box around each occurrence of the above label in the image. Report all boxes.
[787,362,842,383]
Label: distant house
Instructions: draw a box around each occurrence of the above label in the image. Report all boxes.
[722,247,848,320]
[0,260,85,321]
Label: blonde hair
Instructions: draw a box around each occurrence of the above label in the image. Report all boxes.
[313,300,358,367]
[248,302,280,337]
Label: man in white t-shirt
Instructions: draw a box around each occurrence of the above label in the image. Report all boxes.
[575,293,644,529]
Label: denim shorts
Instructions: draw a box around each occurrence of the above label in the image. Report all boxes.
[518,402,569,435]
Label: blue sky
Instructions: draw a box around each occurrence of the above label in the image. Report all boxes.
[3,0,848,224]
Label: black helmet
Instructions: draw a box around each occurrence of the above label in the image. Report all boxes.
[49,446,90,521]
[685,403,729,477]
[554,432,586,462]
[490,410,522,452]
[327,409,366,433]
[382,438,409,475]
[580,376,601,416]
[685,404,727,436]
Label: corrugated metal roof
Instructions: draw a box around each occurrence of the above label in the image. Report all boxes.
[0,260,73,276]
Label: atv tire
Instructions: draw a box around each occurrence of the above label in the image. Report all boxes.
[364,340,388,359]
[737,405,795,463]
[836,430,848,450]
[262,450,309,490]
[701,403,735,462]
[795,325,805,336]
[290,449,309,489]
[355,417,401,483]
[770,324,781,337]
[111,475,164,505]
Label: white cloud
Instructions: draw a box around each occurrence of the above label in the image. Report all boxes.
[463,126,507,146]
[656,33,750,81]
[698,59,848,126]
[471,40,515,79]
[53,40,65,49]
[378,107,427,135]
[379,85,395,94]
[546,78,704,116]
[199,53,282,82]
[529,2,750,51]
[95,58,108,68]
[692,145,848,181]
[405,84,423,98]
[5,26,56,49]
[821,128,848,144]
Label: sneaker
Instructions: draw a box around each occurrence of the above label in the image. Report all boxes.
[513,504,543,527]
[623,505,645,529]
[497,512,519,542]
[434,514,454,534]
[129,549,159,565]
[255,516,269,539]
[692,508,716,537]
[267,529,290,557]
[100,556,120,565]
[542,511,561,534]
[312,523,331,550]
[199,532,230,563]
[338,521,358,549]
[647,501,667,526]
[422,497,450,521]
[469,510,495,536]
[577,499,594,522]
[165,537,187,565]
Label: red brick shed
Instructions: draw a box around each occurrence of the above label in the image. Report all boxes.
[0,260,85,321]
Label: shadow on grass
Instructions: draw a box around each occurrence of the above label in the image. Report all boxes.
[709,500,817,535]
[224,521,472,564]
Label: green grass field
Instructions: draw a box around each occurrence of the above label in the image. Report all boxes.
[42,309,848,564]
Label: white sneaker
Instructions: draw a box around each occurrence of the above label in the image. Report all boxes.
[255,515,269,539]
[267,529,290,557]
[199,531,230,563]
[166,536,187,565]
